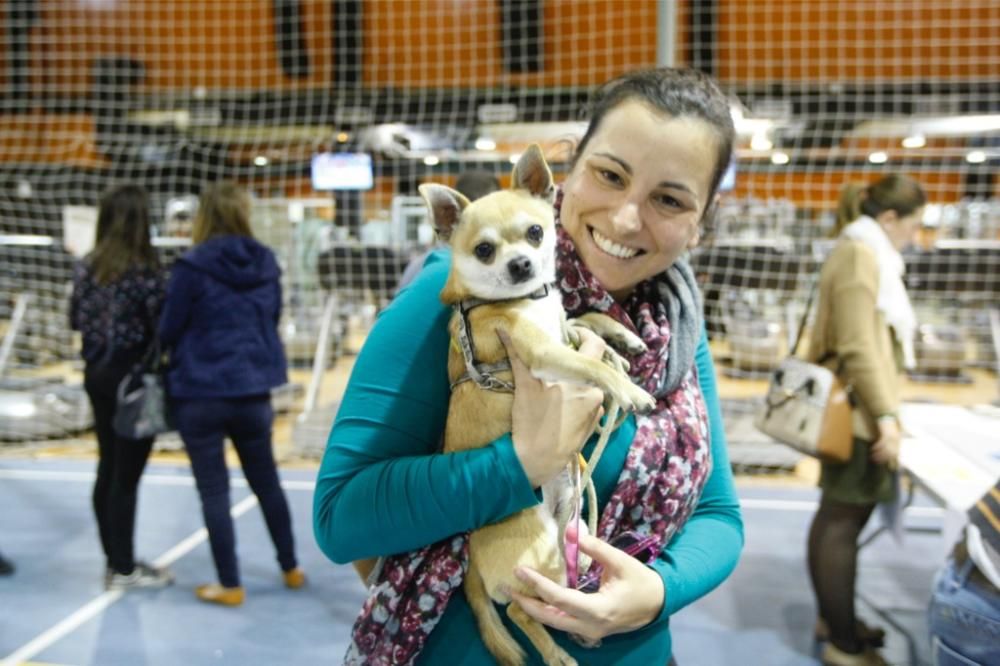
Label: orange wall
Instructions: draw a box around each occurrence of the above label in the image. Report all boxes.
[0,114,105,166]
[5,0,997,93]
[717,0,1000,83]
[364,0,659,88]
[731,171,966,209]
[17,1,333,93]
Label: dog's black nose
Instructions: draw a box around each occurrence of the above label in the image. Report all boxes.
[507,256,534,283]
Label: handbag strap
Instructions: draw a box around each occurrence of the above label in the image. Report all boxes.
[790,281,818,357]
[790,279,845,376]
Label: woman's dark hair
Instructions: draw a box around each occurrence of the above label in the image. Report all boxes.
[88,183,158,285]
[192,181,254,244]
[571,68,736,207]
[834,174,927,236]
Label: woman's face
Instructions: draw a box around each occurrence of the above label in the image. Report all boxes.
[880,207,924,251]
[560,100,720,301]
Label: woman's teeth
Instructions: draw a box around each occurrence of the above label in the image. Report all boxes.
[591,228,639,259]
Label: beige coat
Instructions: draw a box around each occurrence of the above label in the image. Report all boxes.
[807,240,901,441]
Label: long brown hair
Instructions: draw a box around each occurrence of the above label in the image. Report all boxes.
[88,183,158,285]
[833,175,927,236]
[192,181,254,244]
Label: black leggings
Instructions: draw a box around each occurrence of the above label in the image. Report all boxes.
[807,496,876,653]
[85,360,155,575]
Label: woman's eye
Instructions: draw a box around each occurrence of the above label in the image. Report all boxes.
[597,168,624,186]
[653,193,683,210]
[526,225,543,243]
[474,242,495,261]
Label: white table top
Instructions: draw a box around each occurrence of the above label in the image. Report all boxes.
[899,403,1000,512]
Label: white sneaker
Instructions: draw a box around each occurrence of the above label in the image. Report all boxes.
[106,562,174,590]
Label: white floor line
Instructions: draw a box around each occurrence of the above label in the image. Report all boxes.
[0,468,315,491]
[0,494,259,666]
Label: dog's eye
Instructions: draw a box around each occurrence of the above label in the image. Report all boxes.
[526,225,543,243]
[474,242,494,261]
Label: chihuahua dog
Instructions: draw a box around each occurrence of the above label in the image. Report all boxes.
[419,145,655,666]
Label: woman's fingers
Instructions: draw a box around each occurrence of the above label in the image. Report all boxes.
[509,591,584,635]
[514,566,593,618]
[577,534,628,577]
[574,327,607,360]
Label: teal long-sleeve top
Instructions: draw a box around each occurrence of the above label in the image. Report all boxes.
[313,250,743,664]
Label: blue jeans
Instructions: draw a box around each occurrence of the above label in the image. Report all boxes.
[173,396,297,587]
[928,552,1000,666]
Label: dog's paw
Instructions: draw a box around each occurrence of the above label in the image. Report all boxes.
[615,383,656,415]
[608,328,647,357]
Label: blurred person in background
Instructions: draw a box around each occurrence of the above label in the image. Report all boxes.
[159,181,304,606]
[928,477,1000,666]
[70,183,173,590]
[807,174,926,665]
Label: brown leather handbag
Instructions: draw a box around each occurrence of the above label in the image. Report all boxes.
[754,284,853,464]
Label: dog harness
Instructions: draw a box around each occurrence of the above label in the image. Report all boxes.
[449,283,554,393]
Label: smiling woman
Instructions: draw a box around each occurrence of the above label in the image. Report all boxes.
[314,67,743,666]
[561,111,718,300]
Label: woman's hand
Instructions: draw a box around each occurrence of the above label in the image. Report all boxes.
[871,416,901,467]
[509,534,665,643]
[499,328,606,489]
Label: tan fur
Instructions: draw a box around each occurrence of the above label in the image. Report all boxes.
[418,146,654,666]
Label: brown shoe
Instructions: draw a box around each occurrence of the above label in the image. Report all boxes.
[283,567,306,589]
[195,583,245,606]
[821,643,888,666]
[815,618,886,648]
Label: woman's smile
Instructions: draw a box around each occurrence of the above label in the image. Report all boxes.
[589,226,643,260]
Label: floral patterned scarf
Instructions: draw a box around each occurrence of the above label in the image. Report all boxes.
[345,209,713,665]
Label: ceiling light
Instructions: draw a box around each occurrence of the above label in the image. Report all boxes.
[253,155,269,167]
[336,132,350,143]
[901,135,926,149]
[475,137,497,151]
[966,150,987,164]
[868,151,888,164]
[750,134,773,151]
[770,151,789,165]
[423,155,440,166]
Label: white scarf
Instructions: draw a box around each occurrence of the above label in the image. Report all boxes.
[840,215,917,369]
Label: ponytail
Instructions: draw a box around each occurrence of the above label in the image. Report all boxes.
[833,182,866,237]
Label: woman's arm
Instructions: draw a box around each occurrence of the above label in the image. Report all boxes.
[650,330,744,617]
[313,252,541,564]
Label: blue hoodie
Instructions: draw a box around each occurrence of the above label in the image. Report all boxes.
[159,235,287,399]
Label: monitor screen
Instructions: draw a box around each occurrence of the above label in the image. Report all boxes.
[311,152,374,191]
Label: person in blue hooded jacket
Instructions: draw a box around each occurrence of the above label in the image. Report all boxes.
[159,181,305,606]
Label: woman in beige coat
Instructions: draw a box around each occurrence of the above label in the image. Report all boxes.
[806,175,926,666]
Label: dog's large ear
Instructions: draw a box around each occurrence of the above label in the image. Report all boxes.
[418,184,470,243]
[511,144,554,202]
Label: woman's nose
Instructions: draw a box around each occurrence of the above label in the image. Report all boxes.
[612,201,642,234]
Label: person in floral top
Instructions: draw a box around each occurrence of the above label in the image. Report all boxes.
[314,68,744,665]
[70,183,173,590]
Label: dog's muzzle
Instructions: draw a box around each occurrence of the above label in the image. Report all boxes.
[507,256,534,284]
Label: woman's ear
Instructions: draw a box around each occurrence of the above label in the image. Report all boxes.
[691,193,720,248]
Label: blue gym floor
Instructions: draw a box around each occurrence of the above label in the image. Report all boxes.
[0,457,941,665]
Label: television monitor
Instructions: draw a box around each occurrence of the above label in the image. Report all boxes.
[311,152,374,191]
